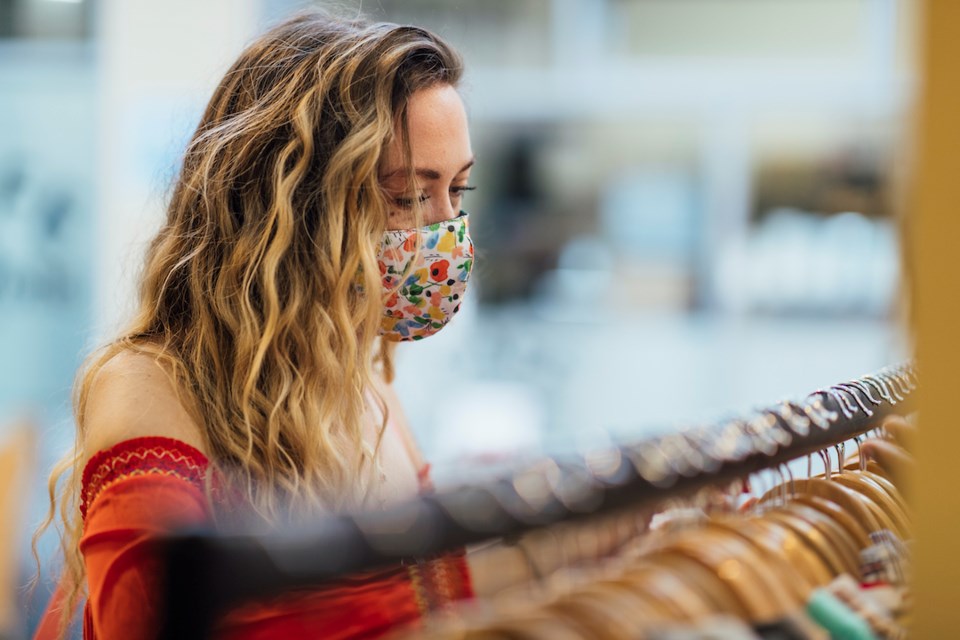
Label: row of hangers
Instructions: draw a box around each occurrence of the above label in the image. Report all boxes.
[402,417,915,639]
[160,364,918,639]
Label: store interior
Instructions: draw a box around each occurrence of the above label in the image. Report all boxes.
[2,0,958,637]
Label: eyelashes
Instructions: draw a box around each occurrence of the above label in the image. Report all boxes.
[393,194,430,208]
[394,185,476,209]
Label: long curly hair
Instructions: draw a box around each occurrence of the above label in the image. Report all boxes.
[33,11,462,634]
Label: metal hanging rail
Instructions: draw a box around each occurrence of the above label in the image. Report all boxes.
[160,362,918,639]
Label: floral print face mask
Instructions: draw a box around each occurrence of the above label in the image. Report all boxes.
[377,211,474,342]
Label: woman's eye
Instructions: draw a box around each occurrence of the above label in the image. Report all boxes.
[394,194,430,208]
[449,185,476,199]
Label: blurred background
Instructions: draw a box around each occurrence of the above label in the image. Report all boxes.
[0,0,915,635]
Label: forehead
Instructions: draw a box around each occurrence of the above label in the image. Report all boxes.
[380,84,472,175]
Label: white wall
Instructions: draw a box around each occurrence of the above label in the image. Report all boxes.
[95,0,260,339]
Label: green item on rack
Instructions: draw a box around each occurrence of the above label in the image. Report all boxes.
[806,588,877,640]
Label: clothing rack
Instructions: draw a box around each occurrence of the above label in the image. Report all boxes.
[160,362,917,639]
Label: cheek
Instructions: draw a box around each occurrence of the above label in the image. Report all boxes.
[386,209,416,230]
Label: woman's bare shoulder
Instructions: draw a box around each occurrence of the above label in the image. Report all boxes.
[81,349,207,461]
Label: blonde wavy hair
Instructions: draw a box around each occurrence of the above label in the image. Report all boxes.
[33,10,462,634]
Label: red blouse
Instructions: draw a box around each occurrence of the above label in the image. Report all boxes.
[35,437,473,640]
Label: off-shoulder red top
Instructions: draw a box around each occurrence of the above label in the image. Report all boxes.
[34,437,472,640]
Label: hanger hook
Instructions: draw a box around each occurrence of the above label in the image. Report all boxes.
[775,464,789,506]
[861,376,894,405]
[902,365,919,390]
[798,400,828,430]
[775,402,811,437]
[893,365,916,392]
[784,462,795,498]
[752,469,770,511]
[899,370,916,394]
[839,383,874,416]
[759,410,793,450]
[878,371,905,402]
[819,448,832,481]
[848,379,882,405]
[775,463,795,504]
[836,385,864,416]
[807,394,840,426]
[825,386,856,419]
[887,370,911,398]
[853,435,867,471]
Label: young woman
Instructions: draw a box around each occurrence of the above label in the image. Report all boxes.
[35,11,476,639]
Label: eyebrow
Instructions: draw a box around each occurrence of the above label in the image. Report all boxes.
[380,158,475,181]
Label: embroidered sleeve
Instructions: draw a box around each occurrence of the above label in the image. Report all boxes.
[408,549,475,614]
[79,437,212,640]
[80,436,209,521]
[76,437,473,639]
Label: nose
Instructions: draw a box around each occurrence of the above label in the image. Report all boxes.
[429,196,456,225]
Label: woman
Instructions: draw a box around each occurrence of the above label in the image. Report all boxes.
[35,11,476,639]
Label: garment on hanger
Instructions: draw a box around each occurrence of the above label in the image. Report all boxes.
[399,419,914,640]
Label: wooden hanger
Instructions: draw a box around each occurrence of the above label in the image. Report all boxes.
[745,515,833,587]
[647,550,750,618]
[772,477,885,532]
[788,493,872,550]
[830,472,910,538]
[615,563,717,620]
[547,584,664,640]
[844,442,911,518]
[658,532,791,621]
[473,610,594,640]
[779,503,861,575]
[701,518,814,603]
[859,470,911,515]
[761,510,847,577]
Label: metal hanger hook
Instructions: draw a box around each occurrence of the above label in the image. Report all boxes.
[847,379,882,405]
[888,370,911,397]
[819,448,832,481]
[863,374,896,404]
[837,382,876,415]
[774,464,790,506]
[831,385,862,417]
[854,435,866,471]
[785,462,795,498]
[877,371,905,402]
[861,376,892,405]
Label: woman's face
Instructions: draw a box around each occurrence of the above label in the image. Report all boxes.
[379,84,474,230]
